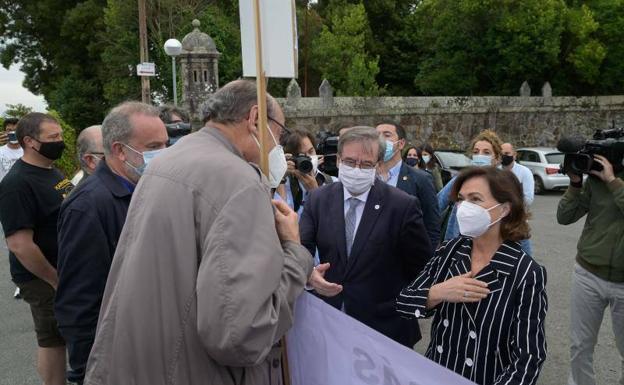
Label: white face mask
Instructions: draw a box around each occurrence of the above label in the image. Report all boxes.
[252,127,288,188]
[456,201,506,238]
[339,163,376,196]
[311,155,319,174]
[422,155,431,164]
[471,154,492,167]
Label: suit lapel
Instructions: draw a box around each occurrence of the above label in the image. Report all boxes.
[346,183,383,273]
[329,184,348,266]
[396,163,410,192]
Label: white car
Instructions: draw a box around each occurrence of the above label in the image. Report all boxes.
[516,147,569,194]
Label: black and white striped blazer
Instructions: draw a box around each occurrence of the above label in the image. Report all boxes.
[397,237,547,385]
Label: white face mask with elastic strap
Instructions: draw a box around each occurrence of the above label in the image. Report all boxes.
[252,127,288,188]
[456,201,507,238]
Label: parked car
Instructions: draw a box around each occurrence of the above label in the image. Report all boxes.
[434,150,472,186]
[516,147,569,194]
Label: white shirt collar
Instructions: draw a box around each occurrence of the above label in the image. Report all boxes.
[343,185,371,203]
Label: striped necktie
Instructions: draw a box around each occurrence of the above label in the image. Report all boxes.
[345,197,361,258]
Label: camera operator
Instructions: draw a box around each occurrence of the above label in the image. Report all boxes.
[158,104,191,146]
[275,127,333,215]
[557,154,624,385]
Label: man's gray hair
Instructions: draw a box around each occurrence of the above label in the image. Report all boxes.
[102,101,160,154]
[338,126,386,162]
[201,79,275,124]
[77,125,102,171]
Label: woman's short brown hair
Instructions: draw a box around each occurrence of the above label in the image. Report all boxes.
[450,166,530,242]
[469,129,503,161]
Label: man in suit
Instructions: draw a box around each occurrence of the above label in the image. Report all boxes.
[376,121,441,247]
[300,126,433,347]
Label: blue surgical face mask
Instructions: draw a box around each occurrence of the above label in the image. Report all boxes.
[124,144,164,176]
[422,155,431,164]
[384,140,398,162]
[471,154,492,167]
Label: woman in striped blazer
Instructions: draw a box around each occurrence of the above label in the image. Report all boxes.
[397,166,547,385]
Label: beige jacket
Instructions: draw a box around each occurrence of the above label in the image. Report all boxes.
[84,128,313,385]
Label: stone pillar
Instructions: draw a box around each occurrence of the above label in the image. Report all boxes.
[179,19,221,121]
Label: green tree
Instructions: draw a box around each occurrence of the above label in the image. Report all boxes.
[100,0,243,106]
[413,0,567,95]
[311,2,381,96]
[48,110,79,177]
[0,0,108,129]
[3,103,33,118]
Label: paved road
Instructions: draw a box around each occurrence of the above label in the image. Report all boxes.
[0,192,620,384]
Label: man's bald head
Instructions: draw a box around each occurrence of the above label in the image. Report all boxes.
[77,125,104,174]
[501,142,515,155]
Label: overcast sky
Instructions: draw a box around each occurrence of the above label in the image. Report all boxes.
[0,65,47,116]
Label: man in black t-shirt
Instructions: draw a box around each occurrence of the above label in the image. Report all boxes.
[0,112,72,385]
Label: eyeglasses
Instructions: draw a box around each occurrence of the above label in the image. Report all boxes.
[340,158,377,170]
[267,116,292,137]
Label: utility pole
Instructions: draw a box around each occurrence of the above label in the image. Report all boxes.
[138,0,151,103]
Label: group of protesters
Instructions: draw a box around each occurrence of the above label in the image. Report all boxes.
[0,79,622,385]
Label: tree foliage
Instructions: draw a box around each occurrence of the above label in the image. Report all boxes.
[3,103,33,118]
[312,2,381,96]
[2,0,624,132]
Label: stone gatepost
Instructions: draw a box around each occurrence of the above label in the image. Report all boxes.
[180,19,221,121]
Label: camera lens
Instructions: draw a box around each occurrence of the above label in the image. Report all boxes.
[294,155,313,174]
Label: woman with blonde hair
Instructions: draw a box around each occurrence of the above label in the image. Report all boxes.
[438,129,504,243]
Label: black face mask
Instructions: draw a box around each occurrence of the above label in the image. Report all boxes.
[405,158,419,167]
[501,154,514,166]
[33,138,65,160]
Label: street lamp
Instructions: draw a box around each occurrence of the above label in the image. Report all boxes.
[164,38,182,105]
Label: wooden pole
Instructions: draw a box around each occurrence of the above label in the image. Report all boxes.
[253,0,269,176]
[252,3,290,385]
[138,0,151,104]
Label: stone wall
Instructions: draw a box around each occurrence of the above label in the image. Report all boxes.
[276,81,624,150]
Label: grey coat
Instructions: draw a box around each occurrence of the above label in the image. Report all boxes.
[84,127,313,385]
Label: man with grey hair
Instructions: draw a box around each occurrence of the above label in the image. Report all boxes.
[84,80,313,385]
[300,126,433,347]
[55,101,167,385]
[70,125,104,186]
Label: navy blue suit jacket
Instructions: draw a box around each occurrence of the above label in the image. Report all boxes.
[396,163,441,247]
[300,181,433,347]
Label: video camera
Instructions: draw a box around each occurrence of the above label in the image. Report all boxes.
[166,122,192,146]
[316,130,339,176]
[558,127,624,175]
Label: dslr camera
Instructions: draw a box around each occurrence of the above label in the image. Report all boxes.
[558,127,624,175]
[316,130,339,177]
[166,122,192,146]
[291,154,314,174]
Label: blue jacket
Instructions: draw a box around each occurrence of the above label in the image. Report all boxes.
[55,161,133,342]
[396,162,441,247]
[438,176,460,241]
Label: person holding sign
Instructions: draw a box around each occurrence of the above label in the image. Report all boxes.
[397,166,548,385]
[84,80,313,385]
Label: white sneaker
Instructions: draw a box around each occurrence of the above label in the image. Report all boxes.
[13,287,21,299]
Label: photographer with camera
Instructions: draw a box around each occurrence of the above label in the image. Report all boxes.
[557,136,624,385]
[275,127,333,216]
[159,104,192,146]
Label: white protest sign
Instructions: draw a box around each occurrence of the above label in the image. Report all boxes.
[239,0,298,78]
[287,293,475,385]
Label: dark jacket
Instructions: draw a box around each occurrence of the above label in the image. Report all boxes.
[300,181,433,347]
[55,161,133,379]
[396,162,441,247]
[557,172,624,282]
